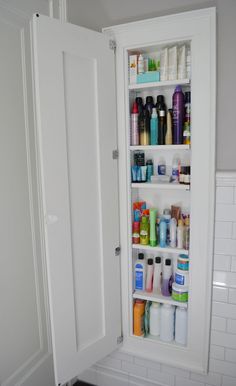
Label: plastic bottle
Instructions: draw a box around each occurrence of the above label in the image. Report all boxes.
[132,221,140,244]
[130,101,139,145]
[165,109,173,145]
[177,219,184,249]
[172,156,180,183]
[161,258,172,296]
[172,85,185,144]
[160,304,175,342]
[156,95,166,145]
[149,208,157,247]
[146,160,153,182]
[146,258,154,292]
[150,108,158,145]
[175,306,188,345]
[138,54,144,74]
[170,218,177,248]
[157,157,166,176]
[140,216,149,245]
[159,217,167,248]
[134,253,146,290]
[145,96,154,117]
[163,209,171,245]
[153,256,162,293]
[139,109,150,145]
[183,91,191,145]
[184,217,190,250]
[133,300,145,336]
[149,302,161,336]
[135,97,143,114]
[186,47,191,79]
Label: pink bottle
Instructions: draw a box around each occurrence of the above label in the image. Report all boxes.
[131,101,139,145]
[146,258,154,292]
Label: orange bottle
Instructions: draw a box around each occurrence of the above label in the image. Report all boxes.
[133,300,145,336]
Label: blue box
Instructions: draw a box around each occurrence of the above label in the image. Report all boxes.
[137,71,160,84]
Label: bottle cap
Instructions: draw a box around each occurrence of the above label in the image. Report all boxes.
[163,208,171,215]
[185,217,190,226]
[185,91,191,103]
[175,85,183,93]
[146,159,153,165]
[138,253,144,260]
[178,219,184,226]
[152,302,160,308]
[147,258,153,265]
[135,97,143,105]
[132,101,139,114]
[165,258,171,266]
[155,256,161,264]
[151,109,157,118]
[156,95,164,104]
[146,96,154,104]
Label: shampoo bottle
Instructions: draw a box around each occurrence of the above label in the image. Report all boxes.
[170,218,177,248]
[161,258,172,296]
[159,217,167,248]
[153,256,162,293]
[177,219,184,249]
[149,302,161,336]
[134,253,146,291]
[149,208,157,247]
[165,109,173,145]
[160,304,175,342]
[150,108,158,145]
[146,258,154,292]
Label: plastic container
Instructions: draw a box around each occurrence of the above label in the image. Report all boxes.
[134,253,146,290]
[172,85,185,144]
[160,304,175,342]
[172,282,188,302]
[140,216,149,245]
[133,300,145,336]
[159,217,167,248]
[146,258,154,292]
[170,218,177,248]
[150,109,158,145]
[177,254,189,271]
[149,302,161,336]
[175,268,189,286]
[172,156,180,183]
[132,221,140,244]
[139,109,150,146]
[177,219,184,249]
[130,101,139,145]
[153,256,162,293]
[161,258,172,296]
[175,306,188,345]
[149,208,157,247]
[146,160,154,182]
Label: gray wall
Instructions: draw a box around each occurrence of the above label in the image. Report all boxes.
[68,0,236,171]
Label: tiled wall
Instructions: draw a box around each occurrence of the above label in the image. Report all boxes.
[78,172,236,386]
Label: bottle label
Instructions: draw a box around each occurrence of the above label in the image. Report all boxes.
[135,271,144,290]
[175,272,185,285]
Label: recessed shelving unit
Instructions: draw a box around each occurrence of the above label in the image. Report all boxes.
[132,244,189,255]
[133,290,188,308]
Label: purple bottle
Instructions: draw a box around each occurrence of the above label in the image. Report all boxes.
[161,258,173,296]
[172,85,185,144]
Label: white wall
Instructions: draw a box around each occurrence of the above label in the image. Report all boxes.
[67,0,236,172]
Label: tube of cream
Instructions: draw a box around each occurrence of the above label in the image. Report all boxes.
[141,165,147,182]
[178,45,186,79]
[160,48,168,81]
[131,165,138,182]
[168,46,177,80]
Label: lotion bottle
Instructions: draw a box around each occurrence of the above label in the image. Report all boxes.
[161,258,172,296]
[153,256,162,293]
[134,253,146,291]
[146,258,154,292]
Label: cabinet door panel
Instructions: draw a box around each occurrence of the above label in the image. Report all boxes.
[32,15,120,385]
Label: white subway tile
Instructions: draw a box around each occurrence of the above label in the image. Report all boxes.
[228,289,236,304]
[215,221,233,239]
[128,375,158,386]
[211,330,236,349]
[216,187,234,204]
[227,319,236,334]
[213,286,228,302]
[210,358,236,377]
[161,364,190,379]
[190,371,222,386]
[97,356,122,370]
[214,239,236,256]
[232,223,236,239]
[175,376,204,386]
[147,368,175,386]
[210,344,225,360]
[215,204,236,222]
[110,350,134,363]
[97,368,129,386]
[122,361,147,378]
[213,271,236,288]
[134,357,161,371]
[211,315,227,331]
[222,375,236,386]
[231,256,236,272]
[225,348,236,363]
[214,254,231,271]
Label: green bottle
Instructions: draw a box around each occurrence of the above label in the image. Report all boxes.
[149,208,157,246]
[140,216,149,245]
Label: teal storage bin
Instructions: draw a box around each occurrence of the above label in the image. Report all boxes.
[137,71,160,84]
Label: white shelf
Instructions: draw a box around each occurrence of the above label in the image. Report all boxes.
[129,78,190,91]
[132,244,189,255]
[130,145,190,151]
[133,290,188,308]
[131,183,190,191]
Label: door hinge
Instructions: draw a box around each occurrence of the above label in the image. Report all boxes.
[109,39,116,52]
[115,246,121,256]
[117,335,123,344]
[112,149,119,159]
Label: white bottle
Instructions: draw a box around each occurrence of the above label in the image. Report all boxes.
[134,253,146,291]
[160,304,175,342]
[138,54,144,74]
[175,306,188,345]
[177,219,184,249]
[153,256,162,293]
[149,302,161,336]
[170,218,177,248]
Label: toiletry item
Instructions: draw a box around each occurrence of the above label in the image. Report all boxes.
[134,150,145,166]
[157,157,166,175]
[179,166,186,184]
[140,165,147,182]
[172,282,188,302]
[171,205,181,223]
[177,219,184,249]
[160,304,175,342]
[184,166,191,185]
[133,201,146,222]
[159,217,167,248]
[145,96,154,116]
[136,166,142,182]
[183,91,191,145]
[150,109,158,145]
[132,222,140,244]
[139,109,150,145]
[135,97,143,114]
[156,95,166,145]
[138,54,145,74]
[172,85,185,144]
[149,208,157,247]
[153,256,162,293]
[175,268,189,286]
[146,160,153,182]
[178,45,186,79]
[160,48,168,81]
[146,258,154,292]
[149,302,161,336]
[134,253,146,290]
[129,55,138,84]
[161,258,173,296]
[168,46,177,80]
[177,254,189,271]
[133,300,145,336]
[163,208,171,245]
[172,156,180,182]
[184,217,190,250]
[140,216,149,245]
[144,301,151,336]
[175,306,188,345]
[165,109,173,145]
[131,165,138,182]
[131,101,139,145]
[186,47,191,79]
[170,218,177,248]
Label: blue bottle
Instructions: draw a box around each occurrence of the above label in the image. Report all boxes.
[159,217,167,248]
[150,109,158,145]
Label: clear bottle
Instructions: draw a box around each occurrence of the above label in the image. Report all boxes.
[175,306,188,345]
[160,304,175,342]
[134,253,146,290]
[149,302,161,336]
[161,258,173,296]
[153,256,162,293]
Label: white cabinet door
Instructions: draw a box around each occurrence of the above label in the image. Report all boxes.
[32,14,121,386]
